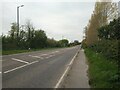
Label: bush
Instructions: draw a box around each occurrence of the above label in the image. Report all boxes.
[85,48,119,88]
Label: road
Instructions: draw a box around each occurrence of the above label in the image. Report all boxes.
[61,49,90,88]
[2,46,79,88]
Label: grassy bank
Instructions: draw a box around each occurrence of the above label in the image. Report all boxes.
[2,49,34,55]
[2,47,64,55]
[84,48,119,88]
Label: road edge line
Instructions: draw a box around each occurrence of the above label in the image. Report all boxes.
[54,48,80,88]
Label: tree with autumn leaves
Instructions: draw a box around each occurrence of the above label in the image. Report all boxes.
[82,1,120,88]
[82,0,119,61]
[84,0,118,46]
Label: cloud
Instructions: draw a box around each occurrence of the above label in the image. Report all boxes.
[1,2,95,42]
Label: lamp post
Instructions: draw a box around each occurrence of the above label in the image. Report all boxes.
[17,5,24,38]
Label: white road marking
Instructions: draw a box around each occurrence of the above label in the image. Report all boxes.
[45,55,54,59]
[0,72,2,74]
[29,51,59,59]
[12,58,29,64]
[52,51,59,54]
[40,54,48,56]
[29,55,43,59]
[55,66,69,88]
[4,61,38,74]
[55,51,59,53]
[54,50,79,88]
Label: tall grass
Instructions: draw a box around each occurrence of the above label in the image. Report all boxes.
[85,48,119,88]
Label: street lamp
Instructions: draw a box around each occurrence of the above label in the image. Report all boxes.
[17,5,24,38]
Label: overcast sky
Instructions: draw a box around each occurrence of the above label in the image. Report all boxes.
[1,1,96,42]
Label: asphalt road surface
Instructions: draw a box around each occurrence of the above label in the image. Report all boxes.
[2,46,80,88]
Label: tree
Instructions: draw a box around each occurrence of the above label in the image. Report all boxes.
[9,22,17,39]
[2,20,70,50]
[58,39,69,47]
[31,30,47,48]
[73,40,80,45]
[46,38,58,47]
[84,1,118,46]
[25,20,33,41]
[98,17,120,40]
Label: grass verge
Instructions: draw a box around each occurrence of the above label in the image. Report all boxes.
[2,49,33,55]
[84,48,119,88]
[2,47,64,55]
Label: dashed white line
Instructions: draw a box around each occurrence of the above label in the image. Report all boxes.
[12,58,29,64]
[29,54,55,59]
[4,61,38,74]
[55,51,59,53]
[40,54,48,56]
[52,51,59,54]
[29,55,43,59]
[45,55,54,59]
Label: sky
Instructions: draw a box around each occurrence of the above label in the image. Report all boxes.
[118,1,120,17]
[1,1,95,42]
